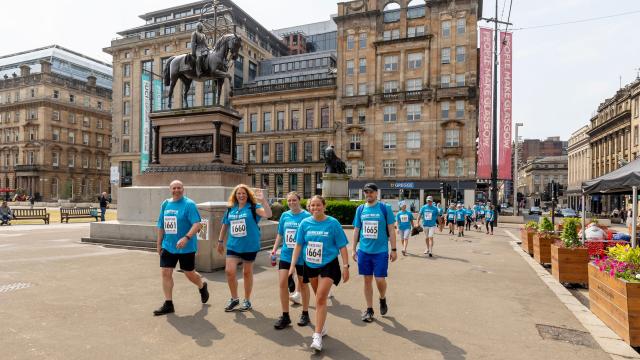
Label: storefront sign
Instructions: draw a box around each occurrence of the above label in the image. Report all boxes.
[390,182,415,189]
[254,168,305,174]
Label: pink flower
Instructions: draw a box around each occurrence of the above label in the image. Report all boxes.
[610,269,616,277]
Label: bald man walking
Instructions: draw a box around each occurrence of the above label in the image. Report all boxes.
[154,180,209,316]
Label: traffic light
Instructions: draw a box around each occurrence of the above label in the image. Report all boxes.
[517,192,524,202]
[557,184,564,197]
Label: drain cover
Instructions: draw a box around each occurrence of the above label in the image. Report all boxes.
[0,282,32,293]
[536,324,598,348]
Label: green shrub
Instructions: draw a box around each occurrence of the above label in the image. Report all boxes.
[538,217,554,232]
[524,221,538,231]
[278,199,364,224]
[560,217,581,248]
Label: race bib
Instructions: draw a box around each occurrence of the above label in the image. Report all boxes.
[305,241,323,264]
[362,220,379,239]
[164,216,177,234]
[285,229,297,249]
[424,212,433,221]
[230,219,247,237]
[400,214,409,223]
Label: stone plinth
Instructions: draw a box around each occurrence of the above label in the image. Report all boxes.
[322,173,351,200]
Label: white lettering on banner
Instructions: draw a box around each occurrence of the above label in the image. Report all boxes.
[164,216,177,234]
[362,220,379,239]
[498,31,513,180]
[306,241,323,264]
[230,219,247,237]
[285,229,297,248]
[477,27,494,179]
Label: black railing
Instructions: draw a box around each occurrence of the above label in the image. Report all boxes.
[235,78,336,96]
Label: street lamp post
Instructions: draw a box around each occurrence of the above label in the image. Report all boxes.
[514,123,523,216]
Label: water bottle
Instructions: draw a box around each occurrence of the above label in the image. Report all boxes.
[270,253,277,267]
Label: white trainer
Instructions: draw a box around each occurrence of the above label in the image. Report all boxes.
[310,333,323,352]
[289,291,302,305]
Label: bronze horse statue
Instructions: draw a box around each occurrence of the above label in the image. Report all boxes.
[163,33,241,108]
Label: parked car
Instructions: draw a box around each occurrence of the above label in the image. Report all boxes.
[529,206,542,215]
[559,208,578,218]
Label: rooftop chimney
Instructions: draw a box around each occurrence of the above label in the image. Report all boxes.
[40,59,51,74]
[87,75,97,87]
[19,64,31,77]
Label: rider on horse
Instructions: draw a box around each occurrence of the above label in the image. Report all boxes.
[191,23,209,77]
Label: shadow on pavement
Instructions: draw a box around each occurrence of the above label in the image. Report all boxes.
[375,316,467,360]
[326,298,367,328]
[233,309,307,348]
[166,304,224,347]
[310,336,370,360]
[404,253,469,263]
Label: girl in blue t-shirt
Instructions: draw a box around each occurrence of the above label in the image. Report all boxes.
[485,205,495,235]
[395,201,415,256]
[271,192,311,329]
[289,195,350,353]
[218,184,272,312]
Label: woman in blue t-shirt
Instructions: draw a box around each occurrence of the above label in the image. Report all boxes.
[485,205,495,235]
[271,192,312,329]
[217,184,272,312]
[289,195,350,353]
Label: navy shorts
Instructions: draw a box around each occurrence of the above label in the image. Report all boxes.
[226,249,258,262]
[456,221,465,227]
[279,259,304,275]
[303,257,342,286]
[357,250,388,278]
[160,249,196,271]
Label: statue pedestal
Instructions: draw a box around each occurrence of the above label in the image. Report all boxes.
[321,173,351,200]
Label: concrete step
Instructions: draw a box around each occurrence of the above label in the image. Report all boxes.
[81,237,155,249]
[101,244,156,252]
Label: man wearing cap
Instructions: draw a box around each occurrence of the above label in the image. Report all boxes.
[418,196,439,257]
[353,183,397,322]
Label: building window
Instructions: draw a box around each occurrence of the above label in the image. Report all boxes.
[345,85,354,96]
[346,60,354,76]
[52,110,60,121]
[319,141,328,160]
[407,131,421,149]
[358,83,367,96]
[383,133,397,150]
[383,29,400,41]
[350,133,361,150]
[68,154,75,168]
[456,46,466,62]
[359,58,367,74]
[68,131,75,144]
[384,106,397,122]
[321,107,330,128]
[406,78,422,91]
[250,113,258,132]
[289,142,298,162]
[635,125,639,146]
[53,90,59,99]
[52,128,60,141]
[291,110,299,130]
[456,158,464,176]
[96,157,102,169]
[384,81,399,93]
[441,102,450,118]
[163,25,176,35]
[182,82,194,108]
[203,80,214,106]
[249,144,257,163]
[408,25,425,38]
[383,2,401,22]
[455,100,465,118]
[97,119,103,129]
[358,160,365,177]
[359,32,367,48]
[249,62,257,81]
[235,144,243,163]
[28,108,37,120]
[442,21,451,38]
[52,152,59,167]
[345,109,353,124]
[261,143,270,163]
[457,18,466,34]
[123,101,131,116]
[441,48,451,64]
[408,53,423,69]
[304,141,313,162]
[83,133,90,146]
[275,143,284,163]
[441,74,451,88]
[289,173,298,192]
[347,35,355,50]
[455,74,466,87]
[97,135,103,148]
[276,111,285,131]
[123,63,131,77]
[358,108,366,124]
[346,162,353,176]
[123,120,130,135]
[406,159,421,177]
[263,112,272,132]
[303,173,312,198]
[69,94,75,103]
[82,156,89,169]
[383,160,396,177]
[305,109,314,129]
[445,129,460,147]
[407,104,422,121]
[83,116,90,127]
[440,159,449,176]
[145,30,156,38]
[384,55,399,72]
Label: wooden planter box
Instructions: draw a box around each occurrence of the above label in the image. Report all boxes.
[533,233,559,264]
[588,263,640,346]
[551,243,589,284]
[520,229,535,255]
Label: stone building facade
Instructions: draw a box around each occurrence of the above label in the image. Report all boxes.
[517,155,568,208]
[566,124,591,210]
[0,46,113,201]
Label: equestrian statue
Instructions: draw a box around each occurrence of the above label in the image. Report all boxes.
[163,23,242,108]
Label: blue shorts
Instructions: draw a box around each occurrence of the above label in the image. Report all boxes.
[357,250,388,278]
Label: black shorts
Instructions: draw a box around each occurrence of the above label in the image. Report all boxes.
[446,219,455,225]
[160,249,196,271]
[456,221,465,227]
[226,249,258,262]
[279,260,304,275]
[303,257,341,286]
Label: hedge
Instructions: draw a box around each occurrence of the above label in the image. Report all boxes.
[276,199,365,225]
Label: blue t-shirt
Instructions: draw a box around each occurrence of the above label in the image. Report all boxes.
[455,209,466,221]
[222,203,263,253]
[437,207,443,216]
[465,209,473,217]
[396,210,414,231]
[277,210,311,265]
[418,205,439,227]
[353,202,396,254]
[295,216,348,268]
[486,210,495,221]
[447,210,456,221]
[156,196,201,254]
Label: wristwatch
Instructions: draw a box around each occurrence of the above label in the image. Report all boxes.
[391,248,397,252]
[184,234,192,241]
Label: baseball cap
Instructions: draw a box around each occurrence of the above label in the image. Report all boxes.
[363,183,379,192]
[399,200,406,207]
[426,196,433,202]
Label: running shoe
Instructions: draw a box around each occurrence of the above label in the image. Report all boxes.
[361,308,374,322]
[310,333,323,352]
[429,252,433,258]
[380,298,388,316]
[290,291,302,305]
[224,298,240,312]
[153,301,175,316]
[297,312,310,326]
[274,315,291,330]
[199,282,209,304]
[239,299,252,311]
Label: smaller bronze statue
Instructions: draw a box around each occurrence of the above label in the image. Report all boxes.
[191,23,210,78]
[324,145,347,174]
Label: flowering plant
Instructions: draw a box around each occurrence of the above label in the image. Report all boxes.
[524,221,538,231]
[593,244,640,282]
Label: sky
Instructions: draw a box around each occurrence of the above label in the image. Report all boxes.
[1,0,639,141]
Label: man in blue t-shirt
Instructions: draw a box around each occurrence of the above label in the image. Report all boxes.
[153,180,208,316]
[352,183,397,323]
[418,196,439,257]
[455,204,466,237]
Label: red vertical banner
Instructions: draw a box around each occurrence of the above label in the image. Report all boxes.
[477,27,493,179]
[498,31,513,180]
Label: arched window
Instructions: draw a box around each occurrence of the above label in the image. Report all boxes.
[407,0,426,19]
[383,2,401,23]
